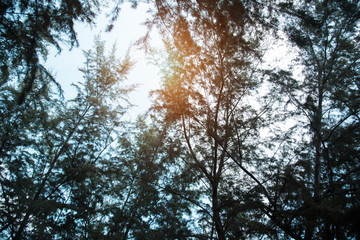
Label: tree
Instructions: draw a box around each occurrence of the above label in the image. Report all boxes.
[149,0,278,238]
[0,0,159,105]
[0,38,133,239]
[2,0,359,239]
[266,0,360,238]
[98,116,196,239]
[0,62,64,239]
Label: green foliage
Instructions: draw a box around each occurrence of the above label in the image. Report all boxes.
[1,0,359,239]
[149,0,279,239]
[0,37,133,239]
[0,0,100,103]
[268,0,360,238]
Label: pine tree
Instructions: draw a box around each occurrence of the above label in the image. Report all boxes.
[0,38,133,239]
[149,0,277,238]
[268,0,360,238]
[100,116,195,239]
[0,0,101,104]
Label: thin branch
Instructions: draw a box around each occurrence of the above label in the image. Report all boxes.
[182,115,211,180]
[191,115,273,204]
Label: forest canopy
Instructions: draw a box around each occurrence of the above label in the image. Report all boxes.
[0,0,359,239]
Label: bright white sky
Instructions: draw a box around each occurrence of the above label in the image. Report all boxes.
[46,2,162,120]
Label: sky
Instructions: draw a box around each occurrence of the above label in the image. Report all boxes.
[45,2,163,120]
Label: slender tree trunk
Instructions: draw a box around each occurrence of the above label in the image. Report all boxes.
[313,100,322,199]
[306,81,324,240]
[212,182,226,240]
[323,221,333,240]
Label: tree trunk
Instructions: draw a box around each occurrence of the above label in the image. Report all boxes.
[212,181,226,240]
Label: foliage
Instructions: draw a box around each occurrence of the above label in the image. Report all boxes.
[148,0,279,239]
[0,0,101,103]
[1,0,359,239]
[0,38,133,239]
[267,0,360,238]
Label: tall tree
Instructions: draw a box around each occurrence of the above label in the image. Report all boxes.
[0,38,133,239]
[149,0,277,238]
[267,0,360,238]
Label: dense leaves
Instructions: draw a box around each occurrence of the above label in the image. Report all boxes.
[269,0,360,238]
[149,1,281,239]
[1,0,359,239]
[0,38,133,239]
[0,0,100,103]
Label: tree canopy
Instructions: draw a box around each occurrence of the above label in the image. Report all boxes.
[0,0,359,239]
